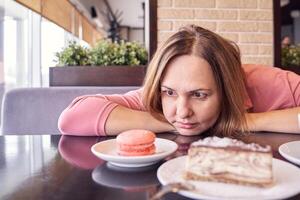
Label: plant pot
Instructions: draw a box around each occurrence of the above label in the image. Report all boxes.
[49,66,146,86]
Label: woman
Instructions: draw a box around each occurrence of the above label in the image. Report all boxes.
[58,25,300,137]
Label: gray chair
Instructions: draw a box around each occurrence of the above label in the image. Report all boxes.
[1,86,139,135]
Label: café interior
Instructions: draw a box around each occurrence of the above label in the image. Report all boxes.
[0,0,300,199]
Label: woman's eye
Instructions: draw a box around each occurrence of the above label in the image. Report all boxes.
[167,90,174,96]
[162,90,176,96]
[193,91,207,99]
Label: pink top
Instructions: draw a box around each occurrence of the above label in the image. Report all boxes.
[58,64,300,136]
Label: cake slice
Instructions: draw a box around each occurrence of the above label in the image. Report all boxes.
[184,136,273,187]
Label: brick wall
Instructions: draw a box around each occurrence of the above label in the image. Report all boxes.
[157,0,273,65]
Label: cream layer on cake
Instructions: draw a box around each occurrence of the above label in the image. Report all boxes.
[185,137,273,187]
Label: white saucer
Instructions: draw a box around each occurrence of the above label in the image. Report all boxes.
[91,138,178,168]
[279,140,300,166]
[157,156,300,200]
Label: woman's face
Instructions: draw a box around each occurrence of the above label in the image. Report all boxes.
[160,55,221,136]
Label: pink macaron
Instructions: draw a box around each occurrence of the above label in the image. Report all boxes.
[116,129,156,156]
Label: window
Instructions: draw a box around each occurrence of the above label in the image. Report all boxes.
[41,19,65,87]
[273,0,300,72]
[1,1,88,89]
[3,1,30,89]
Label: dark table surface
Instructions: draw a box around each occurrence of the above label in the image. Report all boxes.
[0,132,300,200]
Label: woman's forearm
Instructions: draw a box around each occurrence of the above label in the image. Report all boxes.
[105,105,175,136]
[246,107,300,133]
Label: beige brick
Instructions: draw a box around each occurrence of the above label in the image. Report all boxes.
[218,22,258,32]
[240,33,273,43]
[240,0,257,8]
[173,21,216,31]
[158,9,194,19]
[217,0,257,8]
[195,9,238,20]
[259,0,272,9]
[258,22,273,32]
[158,0,173,7]
[240,10,272,21]
[158,31,175,42]
[174,0,215,8]
[242,56,273,65]
[259,45,273,55]
[157,42,164,49]
[219,33,239,42]
[239,44,259,55]
[158,21,172,30]
[217,0,238,8]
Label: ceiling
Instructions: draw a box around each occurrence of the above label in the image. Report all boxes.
[71,0,145,30]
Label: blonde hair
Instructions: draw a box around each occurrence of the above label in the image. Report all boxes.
[143,25,248,137]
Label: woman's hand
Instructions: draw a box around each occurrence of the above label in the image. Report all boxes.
[245,112,258,131]
[245,108,300,133]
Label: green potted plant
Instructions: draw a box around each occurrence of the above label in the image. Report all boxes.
[49,40,148,86]
[281,45,300,75]
[54,41,92,66]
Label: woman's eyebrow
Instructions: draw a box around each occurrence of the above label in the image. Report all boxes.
[161,85,211,92]
[161,86,174,90]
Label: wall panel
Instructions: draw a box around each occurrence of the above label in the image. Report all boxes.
[41,0,73,33]
[15,0,42,13]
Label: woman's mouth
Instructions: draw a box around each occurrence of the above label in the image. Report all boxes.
[176,121,198,129]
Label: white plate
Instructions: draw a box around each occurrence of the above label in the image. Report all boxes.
[157,156,300,200]
[279,141,300,166]
[91,138,178,167]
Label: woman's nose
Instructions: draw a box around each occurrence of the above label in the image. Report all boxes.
[176,97,192,119]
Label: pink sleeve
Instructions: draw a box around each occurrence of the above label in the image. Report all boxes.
[58,88,145,136]
[243,64,300,112]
